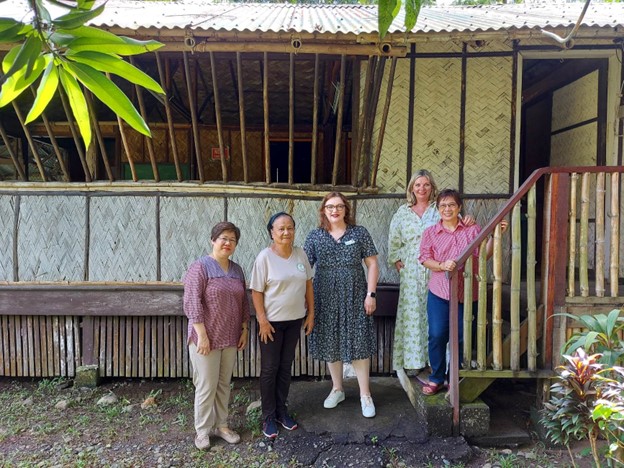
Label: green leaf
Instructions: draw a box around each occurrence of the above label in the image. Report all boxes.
[25,60,59,124]
[0,54,47,107]
[52,3,106,30]
[63,61,150,137]
[34,0,52,25]
[66,35,163,56]
[1,45,20,74]
[378,0,401,40]
[3,34,42,81]
[77,0,96,9]
[404,0,421,33]
[605,308,622,338]
[58,66,92,149]
[0,21,23,43]
[67,51,164,94]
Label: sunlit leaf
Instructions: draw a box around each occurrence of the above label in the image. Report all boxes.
[1,45,20,74]
[52,3,106,30]
[58,66,91,148]
[25,60,59,124]
[378,0,401,40]
[77,0,96,9]
[64,61,150,136]
[404,0,421,33]
[67,35,163,56]
[67,51,164,94]
[0,54,47,107]
[3,34,42,80]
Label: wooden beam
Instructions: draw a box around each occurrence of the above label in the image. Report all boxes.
[0,121,26,180]
[353,57,375,186]
[331,54,346,186]
[183,51,204,182]
[236,52,249,183]
[263,52,271,184]
[288,53,294,185]
[85,91,114,181]
[371,56,397,188]
[310,54,319,186]
[155,52,182,181]
[361,57,386,186]
[209,51,228,183]
[11,101,47,181]
[58,86,91,182]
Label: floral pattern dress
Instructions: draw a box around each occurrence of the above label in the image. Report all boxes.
[387,203,440,370]
[304,225,378,362]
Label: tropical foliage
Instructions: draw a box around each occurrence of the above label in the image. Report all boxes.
[0,0,164,149]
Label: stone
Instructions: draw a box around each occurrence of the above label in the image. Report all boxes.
[74,365,100,388]
[22,397,34,406]
[97,393,118,406]
[459,400,490,437]
[246,400,261,414]
[54,400,69,410]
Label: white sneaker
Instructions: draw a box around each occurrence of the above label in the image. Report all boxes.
[323,389,345,409]
[360,395,376,418]
[194,434,210,450]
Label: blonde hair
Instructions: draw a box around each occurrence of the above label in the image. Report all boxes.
[406,169,438,206]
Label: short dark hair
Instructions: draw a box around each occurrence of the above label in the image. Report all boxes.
[267,212,295,238]
[211,221,240,242]
[436,189,462,208]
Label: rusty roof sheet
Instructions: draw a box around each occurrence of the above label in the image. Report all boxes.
[2,1,623,36]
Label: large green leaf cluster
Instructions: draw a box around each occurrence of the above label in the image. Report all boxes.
[0,0,164,148]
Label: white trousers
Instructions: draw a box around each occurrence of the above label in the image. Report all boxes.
[189,343,237,437]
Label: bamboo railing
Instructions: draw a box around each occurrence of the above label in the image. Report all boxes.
[447,166,624,435]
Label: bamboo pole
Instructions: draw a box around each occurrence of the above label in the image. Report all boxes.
[331,54,346,186]
[116,119,136,181]
[310,54,319,186]
[352,57,375,186]
[527,185,537,371]
[595,172,605,297]
[29,87,70,181]
[130,57,159,182]
[463,256,473,370]
[510,204,521,370]
[58,85,91,182]
[12,101,47,181]
[236,52,249,183]
[568,173,578,297]
[288,52,294,185]
[84,91,114,181]
[361,57,386,186]
[371,56,397,188]
[155,52,182,182]
[183,51,204,182]
[579,172,590,297]
[476,241,488,370]
[609,173,620,297]
[0,121,26,180]
[492,224,503,371]
[209,51,228,183]
[263,52,270,184]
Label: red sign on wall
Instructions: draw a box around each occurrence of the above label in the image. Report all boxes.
[211,147,230,160]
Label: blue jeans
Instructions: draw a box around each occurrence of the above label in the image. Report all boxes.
[427,291,475,385]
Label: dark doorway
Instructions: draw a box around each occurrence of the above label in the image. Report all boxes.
[269,141,312,183]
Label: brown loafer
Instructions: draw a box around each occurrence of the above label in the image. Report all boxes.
[212,427,241,444]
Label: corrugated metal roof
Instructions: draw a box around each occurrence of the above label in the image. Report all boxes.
[2,1,623,36]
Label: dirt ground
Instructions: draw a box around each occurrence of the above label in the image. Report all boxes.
[0,376,602,467]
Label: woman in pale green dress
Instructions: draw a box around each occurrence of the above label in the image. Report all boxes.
[388,170,439,373]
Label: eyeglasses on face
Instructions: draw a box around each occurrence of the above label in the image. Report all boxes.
[216,236,238,244]
[438,203,458,210]
[324,204,346,211]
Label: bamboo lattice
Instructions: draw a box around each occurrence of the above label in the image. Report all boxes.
[0,195,15,281]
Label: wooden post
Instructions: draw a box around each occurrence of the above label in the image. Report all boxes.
[510,204,521,370]
[568,173,578,297]
[609,173,620,297]
[288,52,295,185]
[85,91,114,181]
[12,101,47,181]
[492,225,503,371]
[183,51,204,182]
[0,121,26,180]
[236,52,249,183]
[371,57,397,188]
[263,52,271,184]
[541,173,570,369]
[58,86,91,182]
[595,172,605,297]
[209,51,228,183]
[155,52,183,182]
[463,256,473,369]
[527,185,537,371]
[448,271,460,435]
[579,172,590,297]
[361,57,386,186]
[310,54,319,186]
[353,57,375,186]
[331,54,346,186]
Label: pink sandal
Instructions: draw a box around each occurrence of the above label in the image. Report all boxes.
[422,382,445,395]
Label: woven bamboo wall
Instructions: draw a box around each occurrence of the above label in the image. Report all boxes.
[412,57,462,190]
[464,56,512,194]
[18,196,86,281]
[0,195,15,281]
[373,58,411,193]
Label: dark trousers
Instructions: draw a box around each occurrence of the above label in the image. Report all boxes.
[259,318,302,421]
[427,291,476,385]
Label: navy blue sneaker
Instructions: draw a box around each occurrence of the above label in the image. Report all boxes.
[262,417,278,439]
[276,413,298,431]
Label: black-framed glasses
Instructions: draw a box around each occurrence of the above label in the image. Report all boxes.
[324,204,346,211]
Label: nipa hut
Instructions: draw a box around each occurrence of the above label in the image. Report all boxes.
[1,0,623,432]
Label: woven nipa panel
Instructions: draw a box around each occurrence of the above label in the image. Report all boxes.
[0,195,15,281]
[292,198,322,247]
[89,197,157,281]
[551,123,597,167]
[227,197,287,278]
[552,71,598,132]
[464,56,512,195]
[412,58,462,189]
[374,58,411,194]
[18,196,85,281]
[355,198,403,285]
[159,196,224,282]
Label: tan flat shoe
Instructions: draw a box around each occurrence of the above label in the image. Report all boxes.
[212,427,240,444]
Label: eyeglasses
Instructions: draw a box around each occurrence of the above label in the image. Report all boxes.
[217,237,238,245]
[324,204,346,211]
[438,203,458,210]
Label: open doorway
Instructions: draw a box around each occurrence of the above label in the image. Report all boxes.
[269,140,312,183]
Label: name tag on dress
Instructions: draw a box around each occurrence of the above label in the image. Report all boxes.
[344,240,355,246]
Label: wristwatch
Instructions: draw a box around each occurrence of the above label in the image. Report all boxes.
[367,292,376,298]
